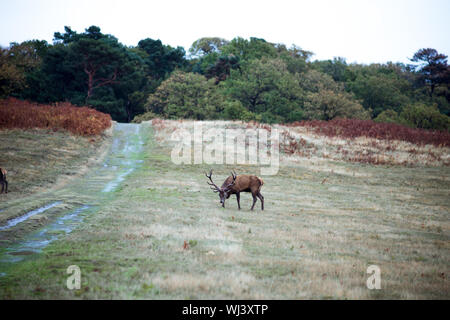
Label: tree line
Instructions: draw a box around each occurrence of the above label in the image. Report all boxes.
[1,26,449,130]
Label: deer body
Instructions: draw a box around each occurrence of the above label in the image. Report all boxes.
[0,168,8,194]
[206,170,264,210]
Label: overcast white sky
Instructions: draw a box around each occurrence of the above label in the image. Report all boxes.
[1,0,449,64]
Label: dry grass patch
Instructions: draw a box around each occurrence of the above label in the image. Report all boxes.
[0,121,448,299]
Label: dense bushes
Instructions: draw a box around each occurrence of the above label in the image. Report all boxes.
[223,58,305,123]
[374,104,450,131]
[400,104,450,131]
[0,97,111,135]
[222,100,260,122]
[145,71,224,120]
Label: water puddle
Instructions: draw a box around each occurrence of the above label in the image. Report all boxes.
[102,168,135,192]
[101,124,144,193]
[0,123,147,272]
[0,205,91,263]
[0,201,62,231]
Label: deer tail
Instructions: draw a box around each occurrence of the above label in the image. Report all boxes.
[257,176,264,186]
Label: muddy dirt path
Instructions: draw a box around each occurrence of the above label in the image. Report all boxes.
[0,123,146,269]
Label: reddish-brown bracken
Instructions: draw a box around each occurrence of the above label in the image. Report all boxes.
[0,97,111,136]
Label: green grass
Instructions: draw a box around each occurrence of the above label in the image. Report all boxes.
[0,128,111,221]
[0,122,449,299]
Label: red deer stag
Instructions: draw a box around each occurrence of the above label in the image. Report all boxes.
[205,170,264,210]
[0,168,8,194]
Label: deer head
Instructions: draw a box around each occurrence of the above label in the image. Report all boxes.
[205,169,236,207]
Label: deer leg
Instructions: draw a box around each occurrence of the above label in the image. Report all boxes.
[0,182,4,194]
[236,192,241,210]
[257,192,264,210]
[251,193,257,211]
[4,180,7,193]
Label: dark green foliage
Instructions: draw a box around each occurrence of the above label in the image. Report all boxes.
[273,44,312,76]
[189,37,229,58]
[410,48,449,98]
[223,100,260,121]
[50,26,145,122]
[299,69,368,120]
[374,105,449,131]
[221,37,278,62]
[131,111,158,123]
[204,55,240,83]
[1,40,49,99]
[1,28,449,130]
[312,57,350,82]
[145,71,224,120]
[138,38,186,79]
[1,48,25,97]
[2,26,187,122]
[374,109,404,124]
[400,103,450,131]
[223,58,304,123]
[346,64,413,117]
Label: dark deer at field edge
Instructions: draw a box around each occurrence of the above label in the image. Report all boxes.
[205,170,264,210]
[0,168,8,194]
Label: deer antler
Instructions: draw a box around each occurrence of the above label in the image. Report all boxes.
[223,170,237,191]
[205,169,221,192]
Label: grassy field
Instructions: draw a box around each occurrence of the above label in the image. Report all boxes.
[0,127,112,223]
[0,121,449,299]
[0,129,111,196]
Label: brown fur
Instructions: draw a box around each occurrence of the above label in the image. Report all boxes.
[221,175,263,194]
[220,174,264,211]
